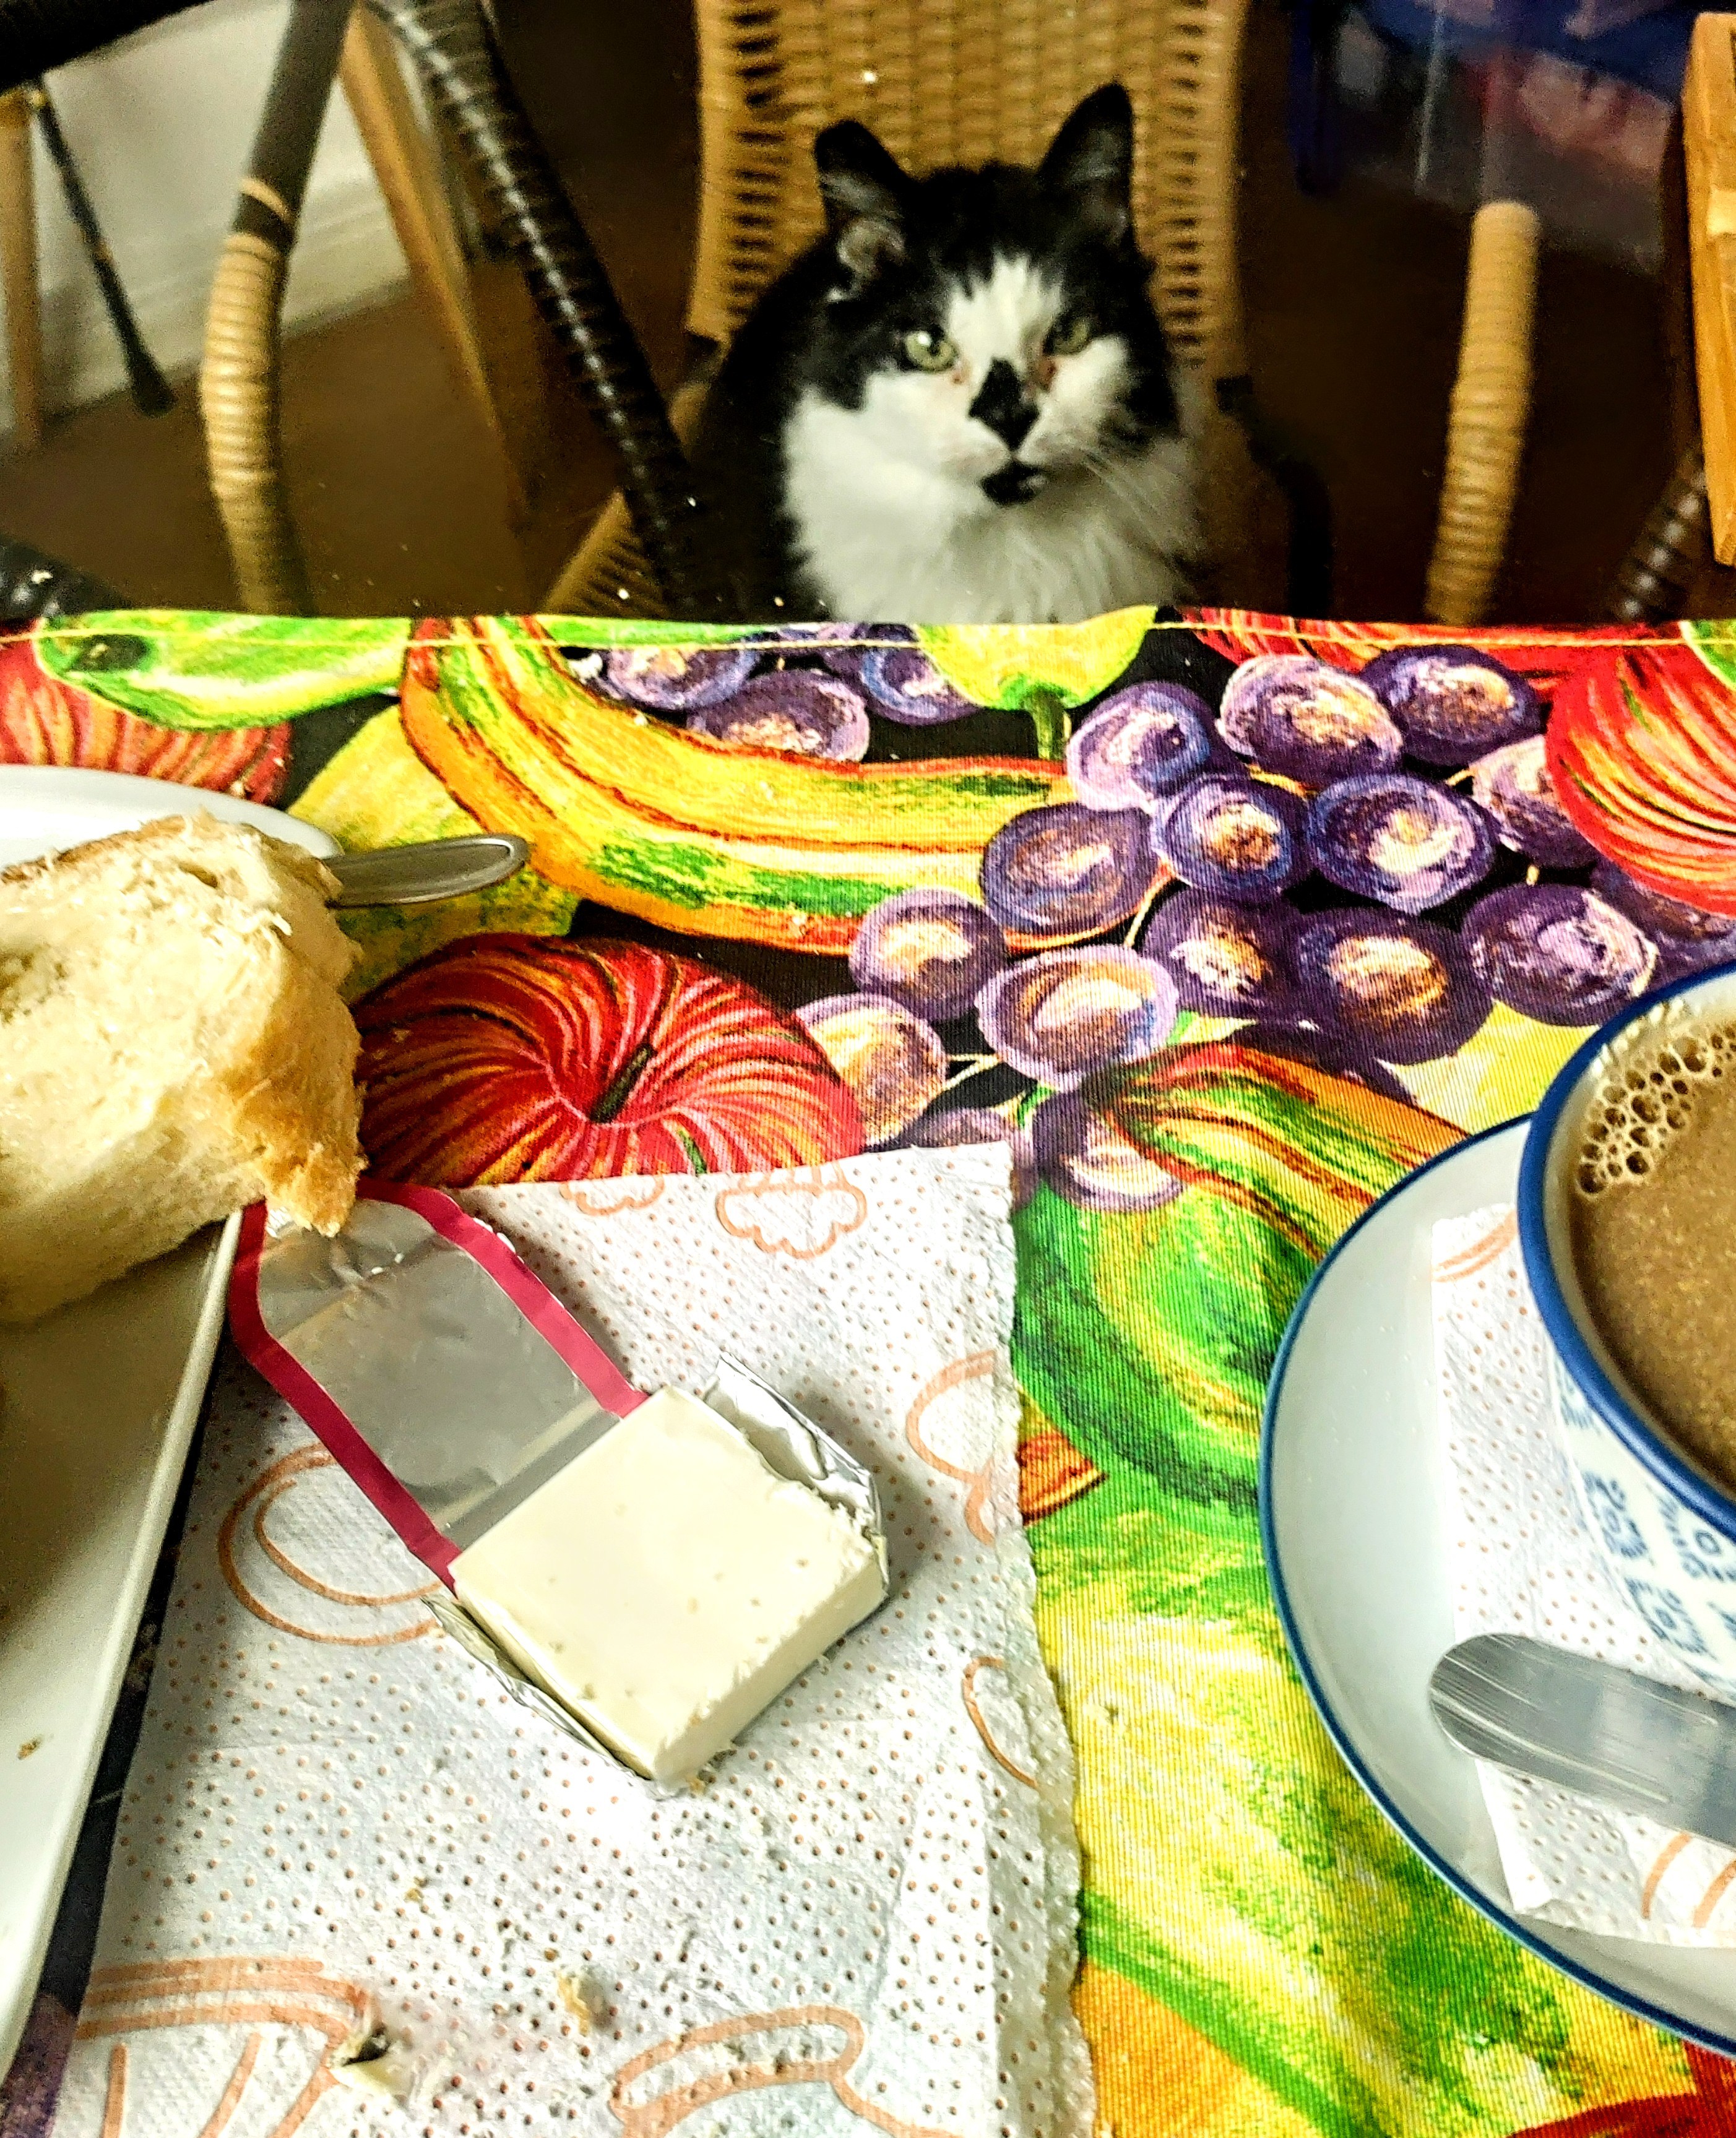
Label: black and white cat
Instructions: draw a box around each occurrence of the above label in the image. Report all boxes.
[693,84,1201,627]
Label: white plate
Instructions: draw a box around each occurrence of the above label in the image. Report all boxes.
[1263,1118,1736,2051]
[0,769,338,2072]
[0,764,337,871]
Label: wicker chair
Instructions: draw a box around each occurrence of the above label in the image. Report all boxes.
[199,0,715,617]
[189,0,1684,627]
[190,0,1724,629]
[543,0,1284,619]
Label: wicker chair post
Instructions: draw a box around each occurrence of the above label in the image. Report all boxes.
[201,0,351,616]
[1154,0,1250,377]
[1423,199,1540,627]
[0,88,42,451]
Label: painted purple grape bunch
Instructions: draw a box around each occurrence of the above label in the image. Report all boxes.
[586,624,987,764]
[806,649,1560,1211]
[618,626,1736,1215]
[1124,642,1734,1048]
[797,685,1191,1208]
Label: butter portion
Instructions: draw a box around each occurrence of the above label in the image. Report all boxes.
[451,1387,884,1783]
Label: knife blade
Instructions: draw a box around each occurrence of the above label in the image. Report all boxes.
[1429,1633,1736,1846]
[322,833,530,908]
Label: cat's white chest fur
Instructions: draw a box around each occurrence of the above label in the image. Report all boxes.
[782,408,1197,624]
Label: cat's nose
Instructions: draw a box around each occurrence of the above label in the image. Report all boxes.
[969,360,1038,452]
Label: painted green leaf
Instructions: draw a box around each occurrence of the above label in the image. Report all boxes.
[1013,1040,1458,1491]
[533,616,766,647]
[1682,615,1736,696]
[35,611,410,728]
[1058,1590,1641,2138]
[1026,1231,1677,2136]
[917,610,1154,712]
[1014,1178,1297,1498]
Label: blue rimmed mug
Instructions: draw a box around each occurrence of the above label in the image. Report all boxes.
[1518,963,1736,1696]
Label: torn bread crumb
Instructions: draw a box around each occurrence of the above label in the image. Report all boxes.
[329,2017,420,2103]
[556,1968,603,2032]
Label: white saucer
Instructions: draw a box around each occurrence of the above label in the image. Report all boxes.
[1263,1118,1736,2049]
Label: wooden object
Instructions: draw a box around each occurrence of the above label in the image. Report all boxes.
[0,86,43,451]
[338,6,529,521]
[1424,199,1540,627]
[1685,13,1736,567]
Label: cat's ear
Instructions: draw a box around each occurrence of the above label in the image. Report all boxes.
[816,121,910,284]
[1039,84,1135,243]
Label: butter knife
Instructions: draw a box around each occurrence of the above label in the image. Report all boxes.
[322,833,530,908]
[1429,1633,1736,1845]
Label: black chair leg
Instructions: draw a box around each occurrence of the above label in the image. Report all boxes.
[1605,447,1711,624]
[370,0,733,617]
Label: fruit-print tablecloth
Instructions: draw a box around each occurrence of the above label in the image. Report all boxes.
[10,601,1736,2136]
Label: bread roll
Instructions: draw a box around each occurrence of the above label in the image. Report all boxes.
[0,813,363,1322]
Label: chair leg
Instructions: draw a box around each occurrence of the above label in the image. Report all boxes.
[201,0,351,614]
[339,6,530,523]
[542,370,714,614]
[1604,446,1711,623]
[0,88,44,451]
[1424,200,1540,626]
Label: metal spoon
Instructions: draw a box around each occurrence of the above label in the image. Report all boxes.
[323,834,530,908]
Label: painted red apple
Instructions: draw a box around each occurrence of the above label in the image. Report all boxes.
[356,933,867,1184]
[0,627,289,798]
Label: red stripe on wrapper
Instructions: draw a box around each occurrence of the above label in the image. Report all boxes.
[228,1184,646,1586]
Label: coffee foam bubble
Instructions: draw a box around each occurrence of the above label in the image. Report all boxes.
[1575,1020,1736,1196]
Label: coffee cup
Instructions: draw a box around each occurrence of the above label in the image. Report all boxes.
[1519,961,1736,1696]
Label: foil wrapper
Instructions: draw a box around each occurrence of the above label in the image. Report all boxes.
[230,1185,887,1789]
[703,1356,887,1587]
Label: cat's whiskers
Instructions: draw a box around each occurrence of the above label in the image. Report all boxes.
[1081,448,1181,539]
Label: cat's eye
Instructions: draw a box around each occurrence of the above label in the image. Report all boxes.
[1048,314,1094,356]
[903,329,958,373]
